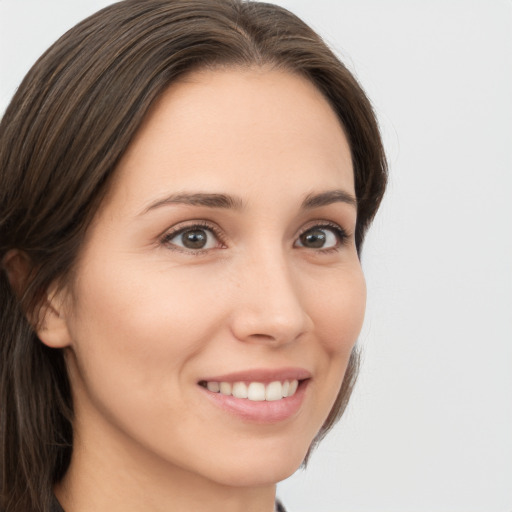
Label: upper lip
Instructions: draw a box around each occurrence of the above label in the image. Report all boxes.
[199,367,312,384]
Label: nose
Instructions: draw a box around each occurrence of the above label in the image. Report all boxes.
[229,251,312,346]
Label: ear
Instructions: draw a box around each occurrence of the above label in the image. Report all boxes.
[2,249,72,348]
[37,283,73,349]
[2,249,31,296]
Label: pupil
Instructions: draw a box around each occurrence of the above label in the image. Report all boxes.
[302,229,325,248]
[182,229,207,249]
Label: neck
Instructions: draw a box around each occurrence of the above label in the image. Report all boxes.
[56,476,276,512]
[55,415,277,512]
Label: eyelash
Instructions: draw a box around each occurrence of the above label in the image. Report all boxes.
[159,220,350,254]
[160,221,226,255]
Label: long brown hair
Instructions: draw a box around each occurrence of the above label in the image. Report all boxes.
[0,1,387,510]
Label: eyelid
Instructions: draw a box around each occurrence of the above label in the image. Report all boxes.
[294,221,350,250]
[160,221,226,253]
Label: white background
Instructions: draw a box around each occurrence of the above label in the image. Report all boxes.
[1,1,511,511]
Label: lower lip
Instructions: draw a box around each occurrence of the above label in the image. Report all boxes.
[200,380,308,423]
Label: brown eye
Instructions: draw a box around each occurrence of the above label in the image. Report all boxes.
[181,229,208,249]
[300,229,326,248]
[166,226,218,251]
[295,226,343,249]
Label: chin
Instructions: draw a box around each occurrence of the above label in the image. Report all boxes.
[211,462,302,488]
[198,437,311,488]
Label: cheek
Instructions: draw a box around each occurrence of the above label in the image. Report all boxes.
[64,258,236,409]
[293,266,365,440]
[63,263,220,436]
[308,265,365,404]
[308,266,366,355]
[70,257,222,346]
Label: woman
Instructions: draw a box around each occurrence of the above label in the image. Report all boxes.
[0,1,387,511]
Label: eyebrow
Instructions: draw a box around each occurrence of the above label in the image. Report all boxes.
[141,192,244,215]
[140,189,357,215]
[301,190,357,209]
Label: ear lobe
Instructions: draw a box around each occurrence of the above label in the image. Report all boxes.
[36,285,73,349]
[3,249,72,348]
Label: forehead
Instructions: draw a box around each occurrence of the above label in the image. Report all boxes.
[105,67,354,213]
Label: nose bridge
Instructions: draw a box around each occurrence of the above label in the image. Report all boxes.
[229,246,311,345]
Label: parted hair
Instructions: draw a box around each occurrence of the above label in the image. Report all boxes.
[0,1,387,511]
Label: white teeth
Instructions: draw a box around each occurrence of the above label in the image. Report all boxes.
[247,382,266,401]
[282,380,290,397]
[205,379,300,401]
[207,381,220,393]
[265,381,283,401]
[219,382,232,395]
[232,381,248,399]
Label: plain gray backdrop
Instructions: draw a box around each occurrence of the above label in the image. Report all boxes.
[1,1,511,511]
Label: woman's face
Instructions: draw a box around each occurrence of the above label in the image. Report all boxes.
[58,68,366,487]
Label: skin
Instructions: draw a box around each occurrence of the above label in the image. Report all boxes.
[38,68,366,512]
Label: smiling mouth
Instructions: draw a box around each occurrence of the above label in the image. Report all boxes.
[198,379,302,401]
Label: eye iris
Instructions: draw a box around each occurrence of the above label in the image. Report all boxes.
[301,229,326,248]
[182,229,208,249]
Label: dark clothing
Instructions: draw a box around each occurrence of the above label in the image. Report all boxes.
[275,500,287,512]
[52,495,287,511]
[51,495,64,512]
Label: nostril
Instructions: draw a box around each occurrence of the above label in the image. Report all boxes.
[249,333,277,341]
